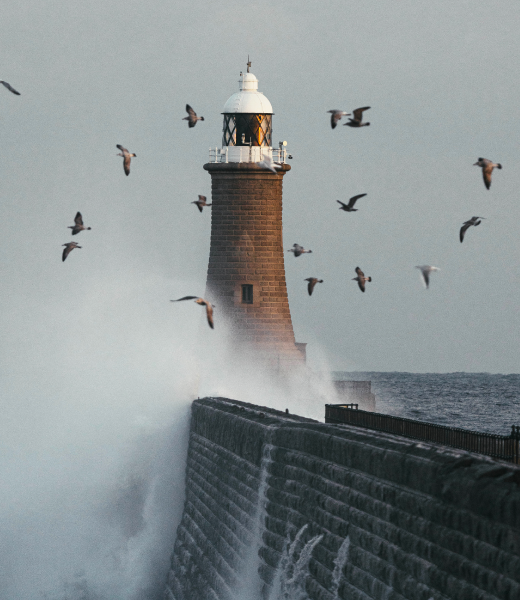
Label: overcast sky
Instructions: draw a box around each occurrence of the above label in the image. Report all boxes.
[1,2,520,598]
[1,0,519,375]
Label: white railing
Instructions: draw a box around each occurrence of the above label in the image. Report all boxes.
[208,146,288,164]
[272,148,287,163]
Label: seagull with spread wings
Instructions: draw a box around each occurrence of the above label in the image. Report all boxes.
[183,104,204,128]
[344,107,371,128]
[288,243,312,257]
[68,212,91,235]
[62,242,82,262]
[352,267,372,292]
[116,145,136,176]
[460,216,485,243]
[416,265,440,289]
[305,278,323,296]
[171,296,215,329]
[337,193,367,212]
[257,154,281,173]
[192,195,212,213]
[328,110,350,129]
[473,157,502,190]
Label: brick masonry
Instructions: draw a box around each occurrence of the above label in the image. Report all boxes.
[203,162,304,365]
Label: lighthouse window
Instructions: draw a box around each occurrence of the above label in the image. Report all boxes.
[222,114,272,147]
[242,284,254,304]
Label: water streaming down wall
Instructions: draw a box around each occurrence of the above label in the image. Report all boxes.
[164,397,520,600]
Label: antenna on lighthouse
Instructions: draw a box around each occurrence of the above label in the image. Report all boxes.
[247,56,251,73]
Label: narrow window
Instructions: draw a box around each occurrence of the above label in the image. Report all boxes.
[242,284,253,304]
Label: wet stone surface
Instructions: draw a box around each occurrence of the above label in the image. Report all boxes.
[165,398,520,600]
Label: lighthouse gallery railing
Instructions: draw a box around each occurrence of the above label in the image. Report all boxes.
[208,146,288,164]
[325,404,520,464]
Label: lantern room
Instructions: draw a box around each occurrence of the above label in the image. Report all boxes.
[208,64,287,164]
[222,72,273,148]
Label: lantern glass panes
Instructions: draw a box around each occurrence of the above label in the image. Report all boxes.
[222,114,272,147]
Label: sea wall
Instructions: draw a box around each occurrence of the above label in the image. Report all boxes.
[164,398,520,600]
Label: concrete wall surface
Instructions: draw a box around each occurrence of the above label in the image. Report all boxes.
[165,397,520,600]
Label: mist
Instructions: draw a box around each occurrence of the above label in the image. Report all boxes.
[0,268,197,600]
[0,259,338,599]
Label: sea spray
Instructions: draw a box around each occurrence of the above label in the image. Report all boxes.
[330,535,350,600]
[268,525,323,600]
[232,436,276,600]
[268,525,309,600]
[0,271,196,600]
[285,534,323,599]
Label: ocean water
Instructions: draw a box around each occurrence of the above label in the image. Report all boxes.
[333,371,520,436]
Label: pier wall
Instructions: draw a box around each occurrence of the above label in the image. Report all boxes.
[165,397,520,600]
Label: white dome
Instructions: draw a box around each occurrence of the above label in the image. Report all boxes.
[222,71,273,114]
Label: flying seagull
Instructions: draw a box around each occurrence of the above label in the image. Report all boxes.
[337,194,367,212]
[171,296,214,329]
[62,242,81,262]
[473,157,502,190]
[192,195,212,213]
[328,110,350,129]
[460,216,485,243]
[0,81,20,95]
[344,107,371,127]
[116,145,136,176]
[352,266,371,292]
[257,155,281,173]
[305,278,323,296]
[68,212,91,235]
[288,243,312,257]
[416,265,440,289]
[183,104,204,128]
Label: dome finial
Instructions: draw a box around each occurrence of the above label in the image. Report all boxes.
[247,56,251,73]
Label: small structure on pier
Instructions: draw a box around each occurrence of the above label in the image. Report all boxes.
[333,380,376,411]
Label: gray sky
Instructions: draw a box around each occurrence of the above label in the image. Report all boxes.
[1,2,520,597]
[1,0,519,379]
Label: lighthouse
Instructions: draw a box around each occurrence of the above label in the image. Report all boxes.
[203,64,305,368]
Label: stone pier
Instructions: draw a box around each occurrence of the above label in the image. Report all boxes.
[165,397,520,600]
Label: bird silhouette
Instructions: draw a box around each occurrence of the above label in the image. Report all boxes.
[344,107,370,127]
[337,194,367,212]
[288,243,312,257]
[183,104,204,128]
[192,195,212,213]
[0,81,20,95]
[328,110,350,129]
[62,242,82,262]
[68,212,91,235]
[305,278,323,296]
[116,145,136,176]
[460,216,485,243]
[352,266,371,292]
[473,157,502,190]
[416,265,440,289]
[171,296,215,329]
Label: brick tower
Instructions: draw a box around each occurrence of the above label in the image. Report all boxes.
[203,65,305,367]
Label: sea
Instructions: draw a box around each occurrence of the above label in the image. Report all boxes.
[332,372,520,436]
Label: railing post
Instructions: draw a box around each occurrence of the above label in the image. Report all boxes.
[512,425,520,465]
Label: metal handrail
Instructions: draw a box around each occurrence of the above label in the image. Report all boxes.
[208,147,287,164]
[325,405,520,464]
